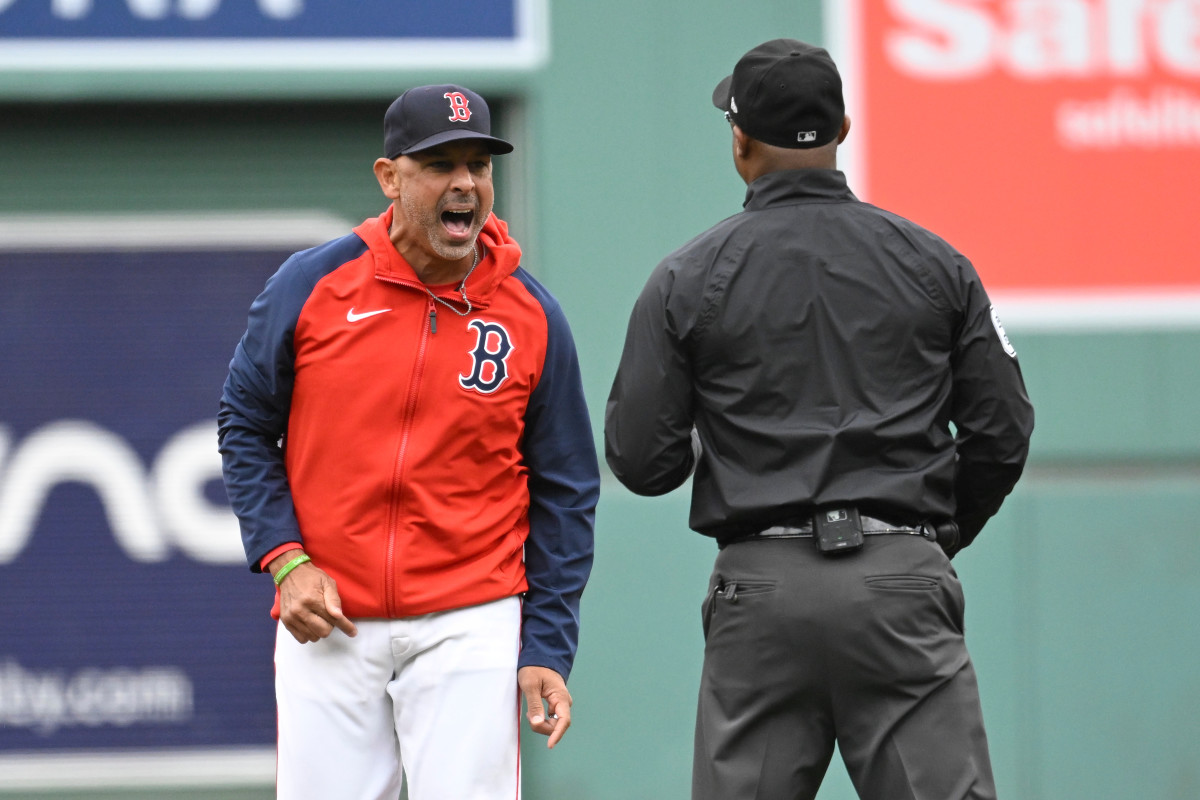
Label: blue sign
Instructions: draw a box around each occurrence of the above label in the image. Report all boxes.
[0,0,515,39]
[0,243,290,759]
[0,0,546,69]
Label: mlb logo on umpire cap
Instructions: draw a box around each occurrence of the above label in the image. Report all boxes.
[384,84,514,159]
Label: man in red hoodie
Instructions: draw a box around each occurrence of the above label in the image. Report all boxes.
[219,85,599,800]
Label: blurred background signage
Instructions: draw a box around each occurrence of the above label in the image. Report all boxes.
[831,0,1200,327]
[0,214,346,781]
[0,0,547,68]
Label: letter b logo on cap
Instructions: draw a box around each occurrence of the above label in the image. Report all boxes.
[444,92,472,122]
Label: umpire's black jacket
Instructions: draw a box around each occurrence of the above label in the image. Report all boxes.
[605,168,1034,551]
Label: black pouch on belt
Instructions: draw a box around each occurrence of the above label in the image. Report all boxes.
[813,507,864,555]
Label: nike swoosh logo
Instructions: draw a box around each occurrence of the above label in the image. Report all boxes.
[347,307,392,323]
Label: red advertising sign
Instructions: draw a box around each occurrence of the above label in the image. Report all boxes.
[829,0,1200,325]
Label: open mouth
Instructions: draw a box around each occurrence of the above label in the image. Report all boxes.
[440,209,475,238]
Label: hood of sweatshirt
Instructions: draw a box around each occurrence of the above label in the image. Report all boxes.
[355,207,523,311]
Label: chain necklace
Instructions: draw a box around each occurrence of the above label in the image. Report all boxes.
[424,244,479,333]
[425,244,478,315]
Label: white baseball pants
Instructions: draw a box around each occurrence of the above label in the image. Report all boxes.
[274,596,522,800]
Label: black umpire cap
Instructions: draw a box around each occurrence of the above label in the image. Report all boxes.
[712,39,845,149]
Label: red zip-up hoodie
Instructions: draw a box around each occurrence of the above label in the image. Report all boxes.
[219,208,598,679]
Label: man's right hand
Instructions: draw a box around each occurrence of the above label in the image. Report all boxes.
[267,550,358,643]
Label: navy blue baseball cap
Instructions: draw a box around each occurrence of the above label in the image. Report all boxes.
[384,84,514,159]
[712,39,845,149]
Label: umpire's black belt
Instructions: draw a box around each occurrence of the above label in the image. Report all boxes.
[720,516,932,549]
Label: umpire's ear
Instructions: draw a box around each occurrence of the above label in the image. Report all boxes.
[732,125,751,160]
[837,114,852,145]
[731,126,755,184]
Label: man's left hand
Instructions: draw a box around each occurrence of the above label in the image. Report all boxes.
[518,666,572,749]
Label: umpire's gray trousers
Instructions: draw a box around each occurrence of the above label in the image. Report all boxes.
[693,534,997,800]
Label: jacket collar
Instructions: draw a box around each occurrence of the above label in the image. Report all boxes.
[742,169,857,211]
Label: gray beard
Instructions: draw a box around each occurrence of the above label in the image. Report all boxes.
[399,194,486,263]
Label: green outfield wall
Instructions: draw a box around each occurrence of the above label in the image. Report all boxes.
[2,1,1198,798]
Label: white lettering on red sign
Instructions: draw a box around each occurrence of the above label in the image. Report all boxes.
[1058,86,1200,146]
[886,0,1200,79]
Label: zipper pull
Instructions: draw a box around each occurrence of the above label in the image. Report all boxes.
[429,307,437,334]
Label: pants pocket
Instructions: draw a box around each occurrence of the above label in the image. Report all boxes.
[701,574,720,640]
[865,571,966,634]
[864,575,939,592]
[701,575,781,639]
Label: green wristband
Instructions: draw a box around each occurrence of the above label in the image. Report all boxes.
[272,553,311,586]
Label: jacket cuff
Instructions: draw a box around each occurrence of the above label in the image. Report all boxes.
[259,542,304,573]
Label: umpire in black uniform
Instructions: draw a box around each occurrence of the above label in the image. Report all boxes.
[605,39,1035,800]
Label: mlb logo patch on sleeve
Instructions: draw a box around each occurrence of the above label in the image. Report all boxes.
[990,305,1016,357]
